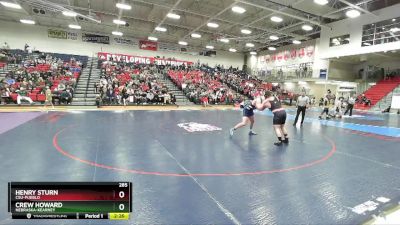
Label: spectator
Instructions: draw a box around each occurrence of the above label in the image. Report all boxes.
[43,86,54,110]
[60,89,72,104]
[361,94,371,106]
[17,87,34,105]
[2,42,10,50]
[106,87,114,105]
[1,87,11,105]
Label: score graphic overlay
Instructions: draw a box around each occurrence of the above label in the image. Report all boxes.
[8,182,132,220]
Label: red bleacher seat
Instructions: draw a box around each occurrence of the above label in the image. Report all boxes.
[37,94,46,102]
[29,93,37,101]
[10,93,18,102]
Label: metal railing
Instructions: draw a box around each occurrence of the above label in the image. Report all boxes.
[84,58,94,100]
[375,84,400,110]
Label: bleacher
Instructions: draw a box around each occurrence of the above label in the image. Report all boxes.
[1,50,88,105]
[355,77,400,110]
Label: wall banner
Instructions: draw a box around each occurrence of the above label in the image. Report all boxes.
[98,52,193,66]
[48,29,78,40]
[259,45,315,68]
[139,40,158,51]
[82,33,110,44]
[113,37,137,46]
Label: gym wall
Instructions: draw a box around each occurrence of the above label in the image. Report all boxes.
[0,20,245,68]
[319,4,400,59]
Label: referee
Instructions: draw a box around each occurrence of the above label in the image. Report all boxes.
[344,95,355,116]
[293,92,310,126]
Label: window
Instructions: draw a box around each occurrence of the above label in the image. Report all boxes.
[329,34,350,47]
[362,17,400,47]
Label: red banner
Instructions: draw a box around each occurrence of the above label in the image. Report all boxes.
[260,46,314,64]
[139,40,157,51]
[97,52,193,66]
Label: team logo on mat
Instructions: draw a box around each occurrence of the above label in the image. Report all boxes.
[177,122,222,132]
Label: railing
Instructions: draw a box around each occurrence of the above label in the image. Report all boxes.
[84,57,94,100]
[375,84,400,110]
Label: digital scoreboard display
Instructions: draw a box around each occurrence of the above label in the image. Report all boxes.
[8,182,132,220]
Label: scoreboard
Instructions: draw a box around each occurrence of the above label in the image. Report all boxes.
[8,182,132,220]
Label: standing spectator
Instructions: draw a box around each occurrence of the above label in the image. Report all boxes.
[293,92,310,126]
[43,86,54,110]
[17,87,34,105]
[24,44,29,52]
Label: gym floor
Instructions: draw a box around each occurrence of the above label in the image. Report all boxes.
[0,107,399,225]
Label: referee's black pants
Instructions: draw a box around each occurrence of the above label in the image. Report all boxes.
[344,104,354,116]
[294,106,306,125]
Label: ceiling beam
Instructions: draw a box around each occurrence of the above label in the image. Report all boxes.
[19,0,101,23]
[152,0,183,32]
[337,0,378,17]
[244,0,307,27]
[181,0,239,40]
[129,0,306,40]
[325,0,377,16]
[33,1,269,46]
[238,0,331,29]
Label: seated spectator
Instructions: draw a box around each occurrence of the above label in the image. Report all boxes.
[106,87,115,105]
[17,87,34,105]
[382,106,391,113]
[57,81,66,91]
[361,94,371,106]
[1,87,11,105]
[146,91,154,103]
[95,94,101,108]
[60,89,72,104]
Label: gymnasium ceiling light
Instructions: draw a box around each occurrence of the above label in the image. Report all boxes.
[268,47,276,51]
[313,0,329,5]
[269,35,279,40]
[20,19,35,24]
[191,33,201,38]
[302,24,313,31]
[62,11,77,17]
[113,19,126,25]
[390,27,400,33]
[207,22,219,28]
[148,36,158,41]
[246,43,255,47]
[241,29,252,34]
[219,38,229,43]
[206,45,214,49]
[232,6,246,14]
[155,26,167,32]
[270,16,283,23]
[250,51,257,55]
[229,48,237,52]
[112,31,123,36]
[68,24,81,29]
[178,41,188,45]
[293,40,301,44]
[0,1,21,9]
[167,13,180,20]
[346,9,361,18]
[116,3,131,10]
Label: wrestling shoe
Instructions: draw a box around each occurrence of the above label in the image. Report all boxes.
[230,128,234,137]
[248,131,257,135]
